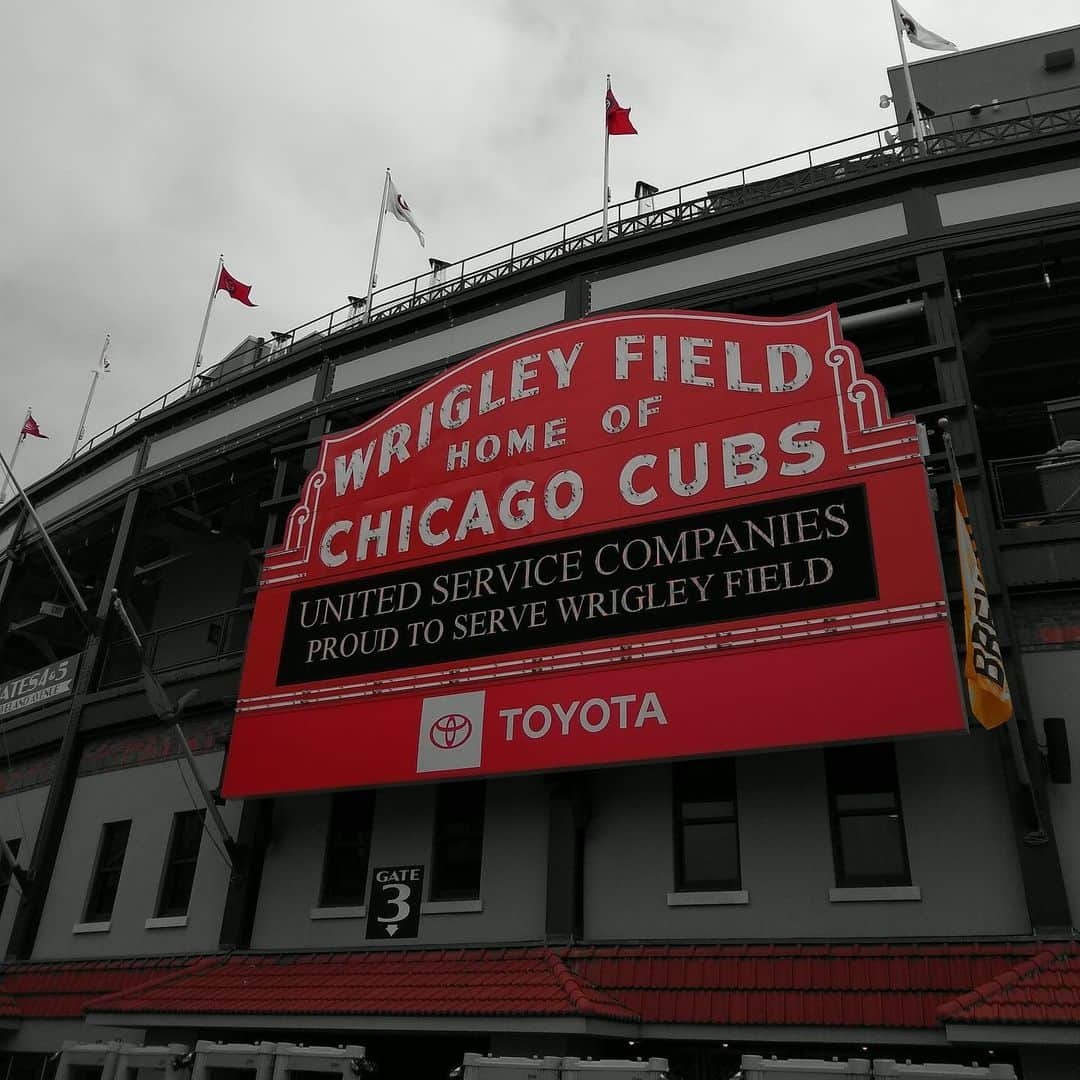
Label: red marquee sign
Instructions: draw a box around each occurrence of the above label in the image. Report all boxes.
[221,307,965,798]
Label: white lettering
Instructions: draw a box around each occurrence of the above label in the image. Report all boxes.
[319,520,351,567]
[510,354,540,400]
[680,337,714,387]
[668,442,708,497]
[418,498,452,546]
[620,454,657,505]
[545,470,583,520]
[722,433,768,487]
[334,441,376,496]
[767,344,812,393]
[615,335,645,380]
[378,423,411,477]
[498,481,535,530]
[544,417,567,448]
[479,369,505,414]
[778,420,826,476]
[547,342,582,388]
[440,384,471,429]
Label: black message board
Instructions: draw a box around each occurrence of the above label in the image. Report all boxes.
[279,484,877,685]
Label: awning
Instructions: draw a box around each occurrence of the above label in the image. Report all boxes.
[0,955,205,1020]
[0,941,1073,1040]
[87,948,636,1029]
[939,941,1080,1045]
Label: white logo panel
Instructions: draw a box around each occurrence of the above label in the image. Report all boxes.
[417,691,485,773]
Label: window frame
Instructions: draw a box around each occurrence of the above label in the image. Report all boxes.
[318,789,376,908]
[826,744,912,889]
[429,781,486,902]
[83,819,132,924]
[672,758,742,892]
[154,809,205,918]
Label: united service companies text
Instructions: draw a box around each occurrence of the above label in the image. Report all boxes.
[276,488,877,685]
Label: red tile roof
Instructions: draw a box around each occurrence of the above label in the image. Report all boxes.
[7,942,1080,1031]
[564,943,1052,1029]
[90,948,638,1023]
[0,956,204,1019]
[938,942,1080,1026]
[0,992,19,1021]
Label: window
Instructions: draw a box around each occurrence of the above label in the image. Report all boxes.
[319,790,375,907]
[84,820,131,923]
[155,810,205,917]
[0,839,21,911]
[673,759,740,891]
[826,744,911,888]
[430,781,485,901]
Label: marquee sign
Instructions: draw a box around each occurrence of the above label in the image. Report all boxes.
[221,307,965,798]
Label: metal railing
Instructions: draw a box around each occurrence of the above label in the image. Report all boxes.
[991,450,1080,526]
[98,605,253,689]
[71,86,1080,462]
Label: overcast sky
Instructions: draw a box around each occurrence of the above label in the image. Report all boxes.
[1,1,1076,491]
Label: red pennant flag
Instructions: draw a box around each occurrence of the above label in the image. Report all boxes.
[217,266,257,307]
[606,88,637,136]
[20,414,47,439]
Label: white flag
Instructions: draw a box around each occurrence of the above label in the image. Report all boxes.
[897,4,957,52]
[386,176,425,248]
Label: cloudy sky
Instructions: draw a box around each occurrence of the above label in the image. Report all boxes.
[1,1,1076,490]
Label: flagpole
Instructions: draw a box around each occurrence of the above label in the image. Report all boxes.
[0,446,88,619]
[602,75,612,242]
[364,169,391,325]
[0,408,31,505]
[889,0,927,149]
[70,334,110,460]
[186,255,224,395]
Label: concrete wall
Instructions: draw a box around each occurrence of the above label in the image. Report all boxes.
[251,774,548,949]
[32,752,238,959]
[1022,650,1080,917]
[936,163,1080,228]
[0,785,49,952]
[587,205,907,313]
[331,294,568,395]
[584,734,1029,940]
[146,376,318,469]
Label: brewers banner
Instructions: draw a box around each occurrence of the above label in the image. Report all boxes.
[222,307,965,797]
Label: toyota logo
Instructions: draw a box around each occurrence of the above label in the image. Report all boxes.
[429,713,473,750]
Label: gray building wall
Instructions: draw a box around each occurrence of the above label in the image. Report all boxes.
[251,773,548,949]
[32,751,237,959]
[584,735,1029,940]
[1022,650,1080,917]
[888,25,1080,127]
[0,786,49,953]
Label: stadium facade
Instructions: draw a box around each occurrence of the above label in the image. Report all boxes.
[1,24,1080,1080]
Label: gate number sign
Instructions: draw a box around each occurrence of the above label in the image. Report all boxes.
[366,864,424,939]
